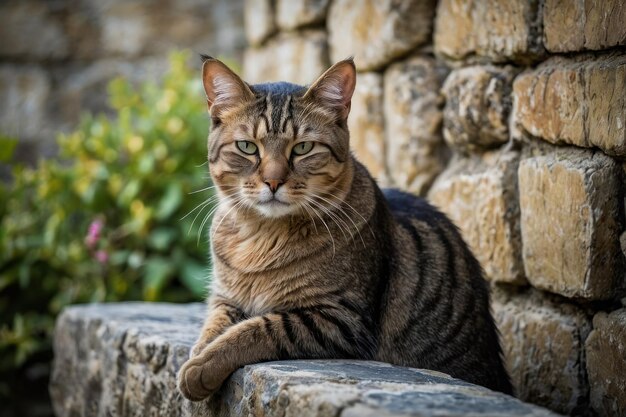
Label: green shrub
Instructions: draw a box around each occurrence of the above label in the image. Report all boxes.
[0,51,216,404]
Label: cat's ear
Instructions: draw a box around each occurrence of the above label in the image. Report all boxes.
[303,58,356,120]
[201,55,254,121]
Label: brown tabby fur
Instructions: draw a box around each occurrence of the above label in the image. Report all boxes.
[177,57,512,401]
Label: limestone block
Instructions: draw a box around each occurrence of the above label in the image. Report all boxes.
[429,150,525,284]
[512,53,626,157]
[328,0,437,71]
[544,0,626,53]
[276,0,329,31]
[51,302,560,417]
[244,0,276,46]
[518,149,623,299]
[492,289,591,415]
[384,56,449,196]
[434,0,544,64]
[349,73,388,184]
[442,65,517,151]
[0,1,69,60]
[243,31,329,85]
[586,309,626,417]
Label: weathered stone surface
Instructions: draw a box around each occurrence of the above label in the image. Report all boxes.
[99,0,245,58]
[586,308,626,417]
[518,149,624,299]
[328,0,436,71]
[244,0,276,46]
[442,65,517,151]
[243,30,329,85]
[434,0,545,64]
[543,0,626,53]
[0,1,69,60]
[512,53,626,157]
[51,302,560,417]
[492,289,591,415]
[384,56,449,195]
[276,0,329,31]
[348,72,388,184]
[429,150,525,284]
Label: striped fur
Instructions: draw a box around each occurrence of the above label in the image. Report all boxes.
[178,58,512,401]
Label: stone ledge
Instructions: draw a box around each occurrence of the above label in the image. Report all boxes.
[50,302,561,417]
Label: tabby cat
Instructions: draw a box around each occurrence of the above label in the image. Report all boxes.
[177,56,512,401]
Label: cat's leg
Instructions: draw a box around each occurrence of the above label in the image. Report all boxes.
[190,299,245,357]
[178,307,373,401]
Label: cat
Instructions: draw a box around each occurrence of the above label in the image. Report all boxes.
[177,56,513,401]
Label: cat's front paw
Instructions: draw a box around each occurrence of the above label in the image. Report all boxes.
[190,341,208,358]
[177,355,222,401]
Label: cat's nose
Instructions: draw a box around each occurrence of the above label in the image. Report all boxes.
[264,179,284,193]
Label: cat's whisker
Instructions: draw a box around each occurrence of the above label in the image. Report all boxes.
[311,194,366,248]
[304,196,351,244]
[298,202,319,235]
[189,184,235,195]
[210,197,246,243]
[180,194,221,221]
[302,199,335,257]
[186,195,223,236]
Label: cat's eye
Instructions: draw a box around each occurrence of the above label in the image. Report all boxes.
[292,141,314,156]
[236,140,258,155]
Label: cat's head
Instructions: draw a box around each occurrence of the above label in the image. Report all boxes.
[202,56,356,219]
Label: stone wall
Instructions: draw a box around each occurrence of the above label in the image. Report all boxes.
[241,1,626,416]
[50,303,560,417]
[0,0,245,167]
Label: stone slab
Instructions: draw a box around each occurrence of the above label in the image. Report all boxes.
[518,149,624,300]
[543,0,626,53]
[328,0,436,71]
[512,53,626,157]
[244,0,277,46]
[276,0,329,31]
[429,150,525,284]
[492,289,591,415]
[434,0,545,64]
[50,302,561,417]
[585,308,626,417]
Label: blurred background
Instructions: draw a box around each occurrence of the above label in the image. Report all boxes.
[1,1,625,417]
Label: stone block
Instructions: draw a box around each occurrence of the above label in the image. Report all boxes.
[328,0,436,71]
[51,302,560,417]
[348,73,388,184]
[512,53,626,157]
[0,1,69,60]
[442,65,517,151]
[244,0,276,46]
[384,56,449,195]
[518,149,624,299]
[434,0,544,64]
[428,150,525,284]
[544,0,626,53]
[276,0,329,31]
[492,289,591,415]
[243,30,329,85]
[586,309,626,417]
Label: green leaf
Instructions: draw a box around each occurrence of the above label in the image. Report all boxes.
[147,227,176,251]
[143,257,174,300]
[155,183,182,220]
[180,259,209,298]
[0,135,18,162]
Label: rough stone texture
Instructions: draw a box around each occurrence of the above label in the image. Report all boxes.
[244,0,276,46]
[585,308,626,417]
[348,72,388,184]
[51,302,560,417]
[442,66,517,152]
[243,30,329,85]
[434,0,545,64]
[0,1,69,60]
[0,65,52,144]
[512,53,626,158]
[328,0,437,71]
[384,56,449,196]
[518,149,624,300]
[276,0,329,31]
[492,289,592,415]
[429,150,525,284]
[543,0,626,53]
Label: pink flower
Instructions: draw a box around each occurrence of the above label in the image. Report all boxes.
[94,250,109,264]
[85,219,104,249]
